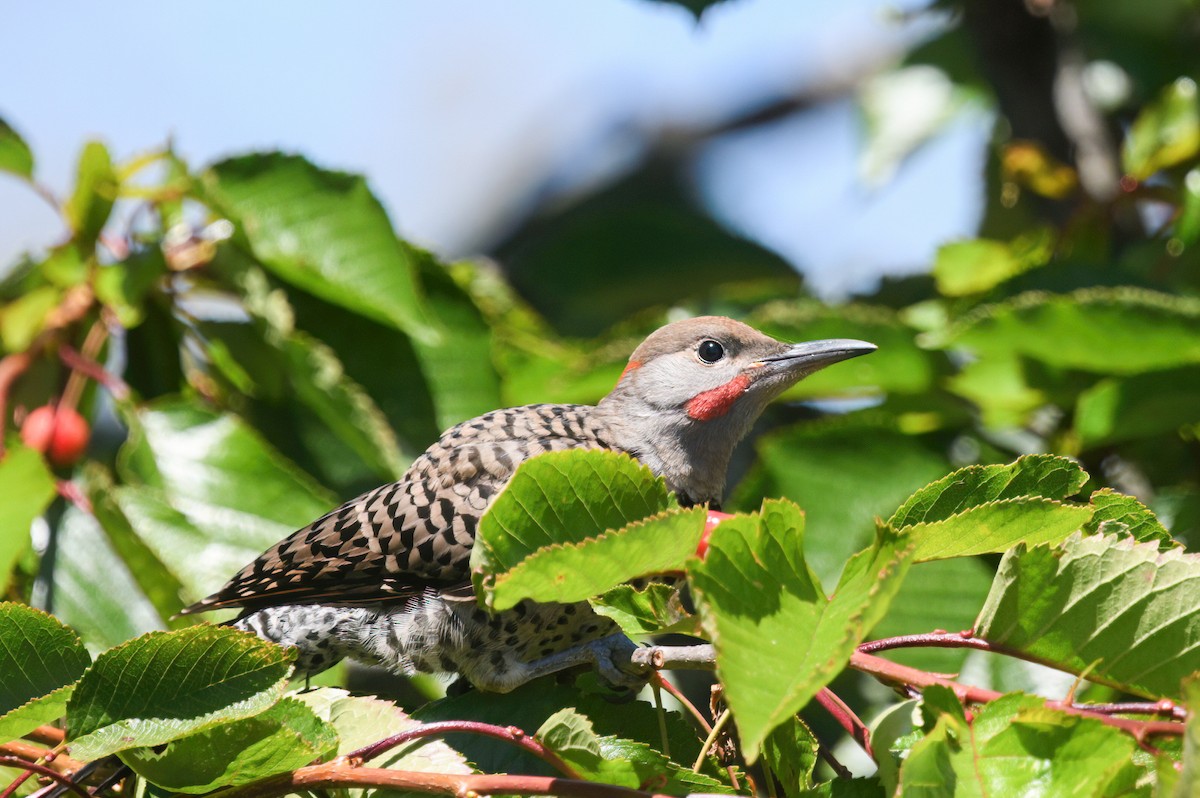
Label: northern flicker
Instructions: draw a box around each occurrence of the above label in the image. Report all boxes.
[181,316,875,692]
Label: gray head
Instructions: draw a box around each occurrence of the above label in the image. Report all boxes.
[598,316,875,504]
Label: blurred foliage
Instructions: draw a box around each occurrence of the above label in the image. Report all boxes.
[1,0,1200,793]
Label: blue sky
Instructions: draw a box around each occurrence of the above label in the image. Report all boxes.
[0,0,986,297]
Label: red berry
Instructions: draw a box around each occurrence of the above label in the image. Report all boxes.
[20,405,90,467]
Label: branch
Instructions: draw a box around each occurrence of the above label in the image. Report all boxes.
[0,759,88,798]
[858,632,1189,722]
[848,651,1184,740]
[346,721,579,778]
[57,343,128,401]
[0,741,83,776]
[631,644,1185,741]
[813,688,873,761]
[217,761,669,798]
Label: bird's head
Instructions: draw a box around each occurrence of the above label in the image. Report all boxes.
[600,316,876,502]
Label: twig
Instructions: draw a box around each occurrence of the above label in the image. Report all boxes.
[632,643,1185,741]
[215,762,668,798]
[57,344,127,401]
[59,321,108,415]
[0,742,83,775]
[0,758,89,798]
[650,673,711,734]
[815,743,851,780]
[692,709,732,772]
[55,481,93,515]
[25,728,65,746]
[813,689,873,761]
[631,645,715,672]
[1067,701,1186,722]
[650,681,671,760]
[346,721,579,778]
[848,651,1184,739]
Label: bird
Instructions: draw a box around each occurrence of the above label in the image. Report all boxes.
[181,316,876,692]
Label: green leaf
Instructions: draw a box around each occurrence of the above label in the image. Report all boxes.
[688,499,916,761]
[65,140,118,247]
[1177,168,1200,247]
[925,288,1200,374]
[1179,676,1200,797]
[410,250,504,429]
[1084,489,1174,547]
[1074,367,1200,448]
[890,455,1087,527]
[85,470,189,624]
[933,229,1053,297]
[0,444,56,593]
[295,687,472,783]
[536,708,731,795]
[898,693,1139,797]
[416,680,708,780]
[50,506,166,651]
[94,250,168,329]
[281,332,407,480]
[119,399,336,599]
[472,449,673,609]
[202,153,435,342]
[730,416,948,585]
[0,285,61,352]
[761,715,819,798]
[1124,77,1200,180]
[484,507,704,612]
[888,455,1092,561]
[590,580,697,636]
[119,697,338,793]
[0,117,34,178]
[66,625,294,760]
[0,603,90,743]
[976,533,1200,699]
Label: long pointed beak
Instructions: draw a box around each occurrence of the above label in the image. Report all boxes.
[755,338,877,374]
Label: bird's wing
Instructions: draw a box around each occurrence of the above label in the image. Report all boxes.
[181,406,606,614]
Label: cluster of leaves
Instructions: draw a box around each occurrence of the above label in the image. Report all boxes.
[1,451,1196,797]
[3,1,1200,793]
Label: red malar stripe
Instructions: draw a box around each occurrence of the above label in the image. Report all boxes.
[686,374,750,421]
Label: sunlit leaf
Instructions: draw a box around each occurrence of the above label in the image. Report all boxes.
[65,140,118,248]
[472,449,674,609]
[66,625,293,760]
[0,603,90,743]
[932,229,1053,297]
[0,117,34,179]
[202,153,435,341]
[925,288,1200,374]
[119,698,338,793]
[689,499,915,761]
[899,693,1140,796]
[976,533,1200,699]
[0,444,55,593]
[1074,367,1200,448]
[1123,77,1200,180]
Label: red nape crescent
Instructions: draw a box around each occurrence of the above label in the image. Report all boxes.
[686,374,751,421]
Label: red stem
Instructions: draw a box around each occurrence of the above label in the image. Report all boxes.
[57,344,128,401]
[651,672,712,734]
[223,762,667,798]
[848,651,1184,740]
[0,758,88,798]
[346,721,579,778]
[813,688,873,761]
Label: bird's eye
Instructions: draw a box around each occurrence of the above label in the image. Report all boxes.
[697,339,725,364]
